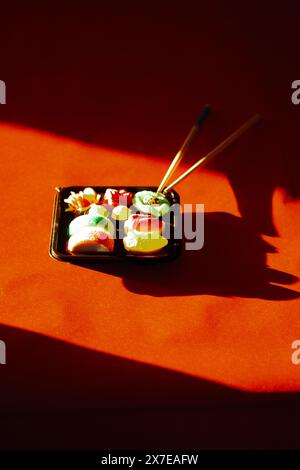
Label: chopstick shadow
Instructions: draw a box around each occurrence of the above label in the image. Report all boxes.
[84,212,299,300]
[206,119,300,237]
[0,323,300,450]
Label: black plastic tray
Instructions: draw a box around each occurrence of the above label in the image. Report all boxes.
[49,186,182,263]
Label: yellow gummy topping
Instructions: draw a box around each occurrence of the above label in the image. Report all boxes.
[123,233,168,254]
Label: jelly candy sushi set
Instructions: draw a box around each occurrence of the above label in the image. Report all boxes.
[50,186,181,263]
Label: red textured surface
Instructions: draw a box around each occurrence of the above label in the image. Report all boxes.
[0,2,300,449]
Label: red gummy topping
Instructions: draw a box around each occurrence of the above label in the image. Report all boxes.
[102,188,133,207]
[128,214,163,232]
[81,199,91,207]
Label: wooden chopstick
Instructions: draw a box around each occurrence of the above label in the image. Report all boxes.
[157,105,210,193]
[163,114,261,193]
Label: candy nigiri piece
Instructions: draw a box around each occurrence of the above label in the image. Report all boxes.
[124,214,164,234]
[68,214,114,237]
[67,226,114,254]
[123,232,168,254]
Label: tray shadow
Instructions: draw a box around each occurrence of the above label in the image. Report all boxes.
[83,212,299,300]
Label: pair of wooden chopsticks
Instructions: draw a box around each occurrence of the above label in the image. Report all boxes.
[157,106,261,193]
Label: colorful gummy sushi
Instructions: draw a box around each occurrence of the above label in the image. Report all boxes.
[63,187,172,257]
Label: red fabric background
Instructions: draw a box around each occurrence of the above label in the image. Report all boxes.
[0,1,300,449]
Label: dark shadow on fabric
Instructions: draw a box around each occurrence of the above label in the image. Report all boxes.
[83,212,299,300]
[0,324,300,449]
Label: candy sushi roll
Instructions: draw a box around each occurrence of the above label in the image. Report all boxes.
[133,190,170,217]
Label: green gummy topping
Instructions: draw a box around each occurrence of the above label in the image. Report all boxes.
[68,214,113,236]
[133,190,170,217]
